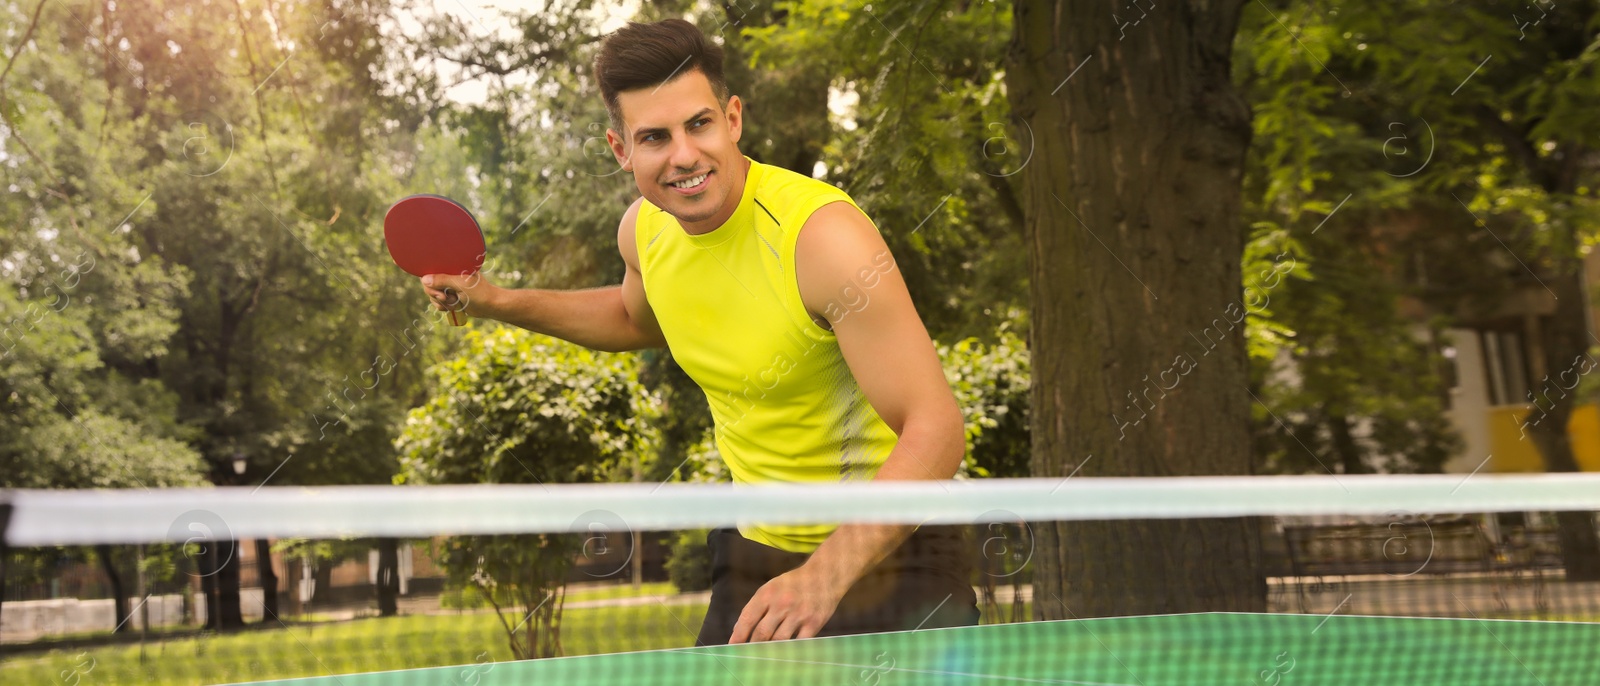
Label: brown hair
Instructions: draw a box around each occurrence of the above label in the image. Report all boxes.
[592,19,730,134]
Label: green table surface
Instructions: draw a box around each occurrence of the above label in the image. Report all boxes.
[245,613,1599,686]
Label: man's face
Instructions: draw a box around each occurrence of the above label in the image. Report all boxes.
[607,70,744,228]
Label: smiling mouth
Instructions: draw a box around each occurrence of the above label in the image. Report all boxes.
[667,171,712,193]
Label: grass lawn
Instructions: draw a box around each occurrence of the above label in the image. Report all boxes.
[1,601,709,685]
[980,601,1033,624]
[439,582,683,609]
[564,581,681,603]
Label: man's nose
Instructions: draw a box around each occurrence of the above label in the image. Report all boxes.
[667,133,700,172]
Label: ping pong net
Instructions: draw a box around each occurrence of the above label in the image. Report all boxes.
[3,474,1599,685]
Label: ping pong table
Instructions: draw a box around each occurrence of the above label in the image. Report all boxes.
[247,612,1598,685]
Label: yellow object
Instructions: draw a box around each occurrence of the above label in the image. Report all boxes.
[635,156,898,553]
[1487,403,1600,472]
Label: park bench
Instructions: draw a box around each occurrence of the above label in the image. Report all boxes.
[1279,517,1542,613]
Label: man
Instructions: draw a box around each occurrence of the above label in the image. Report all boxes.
[420,18,977,645]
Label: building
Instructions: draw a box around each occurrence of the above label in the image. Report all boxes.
[1438,249,1600,474]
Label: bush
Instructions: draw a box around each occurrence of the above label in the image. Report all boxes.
[665,529,713,593]
[939,325,1031,478]
[395,328,662,658]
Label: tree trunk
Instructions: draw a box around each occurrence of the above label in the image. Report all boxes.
[136,545,149,638]
[198,550,218,629]
[192,534,249,630]
[1328,412,1367,475]
[1,502,12,633]
[312,559,333,607]
[1007,0,1264,618]
[211,541,245,629]
[376,538,400,617]
[183,573,196,627]
[1524,264,1600,581]
[978,544,1000,622]
[547,586,564,658]
[255,538,280,621]
[96,544,130,633]
[286,556,303,617]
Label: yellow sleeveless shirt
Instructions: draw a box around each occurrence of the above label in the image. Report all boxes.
[635,156,898,553]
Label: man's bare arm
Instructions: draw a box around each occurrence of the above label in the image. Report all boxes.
[790,203,964,593]
[473,285,661,352]
[420,197,667,353]
[728,201,965,644]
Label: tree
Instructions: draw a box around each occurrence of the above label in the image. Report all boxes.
[1227,6,1466,477]
[396,328,660,658]
[1438,1,1600,583]
[1238,0,1600,580]
[1007,0,1265,617]
[1,0,210,633]
[0,0,458,627]
[742,0,1029,342]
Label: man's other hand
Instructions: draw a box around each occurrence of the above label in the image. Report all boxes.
[728,564,851,643]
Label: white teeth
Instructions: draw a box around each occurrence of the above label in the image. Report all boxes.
[671,173,708,189]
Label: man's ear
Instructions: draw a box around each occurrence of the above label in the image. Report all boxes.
[725,95,743,144]
[605,128,634,172]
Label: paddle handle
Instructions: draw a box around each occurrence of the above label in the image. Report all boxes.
[445,275,474,326]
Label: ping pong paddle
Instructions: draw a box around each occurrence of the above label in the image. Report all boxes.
[384,194,486,327]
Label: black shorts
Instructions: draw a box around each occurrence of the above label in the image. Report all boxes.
[694,525,979,646]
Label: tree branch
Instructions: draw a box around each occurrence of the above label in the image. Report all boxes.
[1471,104,1556,191]
[240,253,276,320]
[1553,142,1589,195]
[0,95,89,239]
[983,169,1026,229]
[230,0,283,195]
[431,35,601,79]
[0,0,47,89]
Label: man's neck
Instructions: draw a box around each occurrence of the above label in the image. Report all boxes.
[679,156,752,236]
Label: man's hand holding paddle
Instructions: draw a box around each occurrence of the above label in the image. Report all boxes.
[420,271,499,319]
[385,192,666,351]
